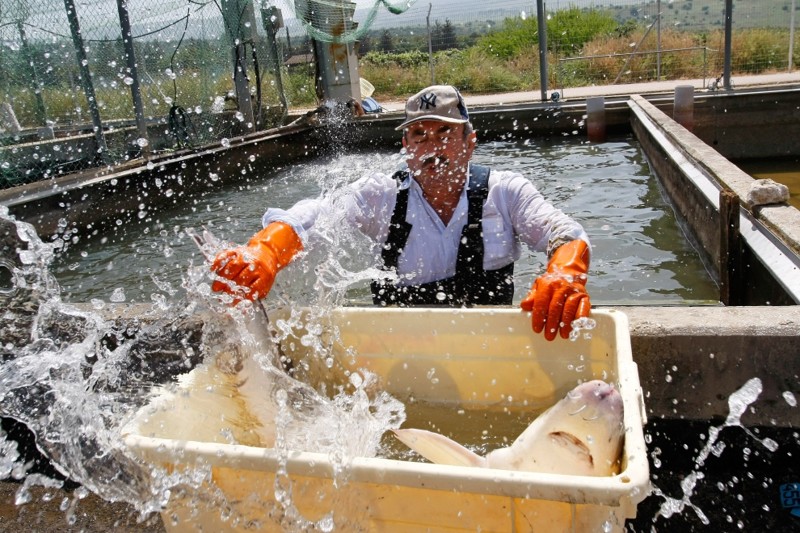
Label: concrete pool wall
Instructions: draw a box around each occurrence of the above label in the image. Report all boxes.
[629,93,800,306]
[0,121,323,237]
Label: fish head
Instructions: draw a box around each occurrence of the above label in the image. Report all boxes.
[541,380,625,475]
[490,380,625,476]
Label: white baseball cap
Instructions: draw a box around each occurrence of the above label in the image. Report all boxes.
[396,85,470,131]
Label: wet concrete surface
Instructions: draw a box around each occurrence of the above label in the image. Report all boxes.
[0,481,164,532]
[0,417,163,532]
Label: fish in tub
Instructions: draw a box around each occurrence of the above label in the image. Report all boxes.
[393,380,624,477]
[136,227,402,454]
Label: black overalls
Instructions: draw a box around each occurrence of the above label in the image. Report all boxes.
[370,164,514,307]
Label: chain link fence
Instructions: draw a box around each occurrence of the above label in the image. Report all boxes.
[358,0,798,98]
[0,0,798,189]
[0,0,318,188]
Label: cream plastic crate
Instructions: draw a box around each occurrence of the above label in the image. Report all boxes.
[123,308,649,532]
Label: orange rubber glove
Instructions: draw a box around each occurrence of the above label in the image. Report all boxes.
[210,222,303,301]
[520,239,591,341]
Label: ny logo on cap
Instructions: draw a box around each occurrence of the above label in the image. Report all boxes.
[419,92,437,110]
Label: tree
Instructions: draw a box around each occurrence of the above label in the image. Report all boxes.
[432,19,458,52]
[440,19,458,50]
[379,30,394,52]
[358,35,374,56]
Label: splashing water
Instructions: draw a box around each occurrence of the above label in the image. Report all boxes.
[652,377,777,524]
[0,207,406,527]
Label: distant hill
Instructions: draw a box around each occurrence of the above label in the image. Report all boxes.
[352,0,796,32]
[353,0,647,31]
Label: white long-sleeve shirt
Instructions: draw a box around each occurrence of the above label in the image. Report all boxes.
[262,163,589,287]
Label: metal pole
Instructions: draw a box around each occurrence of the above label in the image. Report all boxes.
[427,3,434,85]
[260,5,288,122]
[656,0,662,80]
[116,0,149,154]
[790,0,797,72]
[724,0,733,90]
[64,0,109,163]
[613,18,657,85]
[17,22,48,126]
[221,0,255,128]
[536,0,548,102]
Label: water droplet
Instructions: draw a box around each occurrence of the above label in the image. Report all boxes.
[221,138,230,148]
[110,287,126,302]
[317,515,334,532]
[783,391,797,407]
[135,137,149,147]
[761,437,779,452]
[123,76,134,85]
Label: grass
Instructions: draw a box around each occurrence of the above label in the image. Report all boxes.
[364,27,798,100]
[2,23,798,128]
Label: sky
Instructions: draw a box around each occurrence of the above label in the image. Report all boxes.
[2,0,652,44]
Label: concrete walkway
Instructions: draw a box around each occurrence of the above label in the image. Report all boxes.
[369,71,800,112]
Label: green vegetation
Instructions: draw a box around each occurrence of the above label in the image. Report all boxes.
[1,2,798,127]
[361,6,798,100]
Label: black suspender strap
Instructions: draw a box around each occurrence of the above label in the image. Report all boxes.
[371,164,514,306]
[381,170,412,270]
[455,164,490,290]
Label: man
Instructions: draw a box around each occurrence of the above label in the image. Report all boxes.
[211,85,591,341]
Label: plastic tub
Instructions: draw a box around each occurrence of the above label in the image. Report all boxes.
[123,308,649,532]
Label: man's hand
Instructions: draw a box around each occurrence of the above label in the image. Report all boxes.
[521,240,591,341]
[210,222,302,301]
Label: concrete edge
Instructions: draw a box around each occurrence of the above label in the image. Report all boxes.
[628,93,800,258]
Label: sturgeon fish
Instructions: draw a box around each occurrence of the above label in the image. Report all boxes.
[185,227,326,447]
[393,380,625,476]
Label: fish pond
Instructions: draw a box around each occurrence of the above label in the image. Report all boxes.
[49,135,719,306]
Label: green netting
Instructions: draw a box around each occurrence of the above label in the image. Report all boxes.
[280,0,417,44]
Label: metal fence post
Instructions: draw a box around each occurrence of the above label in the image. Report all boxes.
[656,0,662,80]
[16,21,48,126]
[790,0,797,72]
[260,5,288,123]
[536,0,548,102]
[64,0,109,164]
[221,0,256,130]
[427,3,434,85]
[724,0,733,90]
[116,0,149,155]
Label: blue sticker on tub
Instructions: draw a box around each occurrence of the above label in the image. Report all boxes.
[780,483,800,518]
